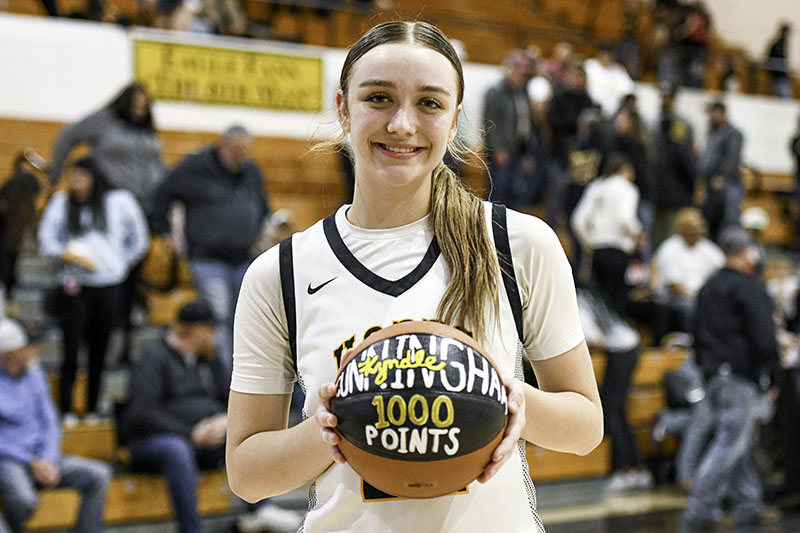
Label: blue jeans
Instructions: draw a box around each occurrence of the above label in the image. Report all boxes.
[189,258,249,364]
[128,435,225,533]
[0,455,111,533]
[685,371,765,524]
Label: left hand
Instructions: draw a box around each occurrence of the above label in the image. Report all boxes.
[477,377,526,484]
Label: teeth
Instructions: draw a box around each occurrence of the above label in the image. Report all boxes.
[381,144,416,153]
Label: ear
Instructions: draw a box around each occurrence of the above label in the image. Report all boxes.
[336,91,350,133]
[448,104,462,144]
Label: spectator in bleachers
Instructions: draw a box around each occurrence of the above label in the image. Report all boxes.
[559,108,607,274]
[651,84,697,247]
[482,50,541,210]
[37,157,149,423]
[0,153,43,301]
[741,206,769,277]
[577,287,653,493]
[651,208,723,339]
[545,41,574,88]
[547,64,596,225]
[571,154,644,316]
[608,108,653,254]
[119,300,225,533]
[675,2,711,88]
[148,125,270,364]
[791,116,800,243]
[765,23,793,100]
[49,83,165,204]
[683,227,782,529]
[583,44,635,118]
[699,101,744,241]
[49,83,164,364]
[0,318,112,533]
[119,300,301,533]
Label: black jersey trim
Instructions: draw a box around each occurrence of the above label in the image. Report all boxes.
[492,203,524,343]
[322,212,441,297]
[279,236,298,372]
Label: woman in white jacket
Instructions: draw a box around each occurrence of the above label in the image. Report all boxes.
[571,153,643,315]
[38,157,149,421]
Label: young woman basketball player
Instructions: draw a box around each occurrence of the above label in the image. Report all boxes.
[226,21,603,532]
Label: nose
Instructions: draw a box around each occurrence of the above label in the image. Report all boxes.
[387,103,415,136]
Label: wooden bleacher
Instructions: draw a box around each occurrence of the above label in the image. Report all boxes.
[526,346,689,483]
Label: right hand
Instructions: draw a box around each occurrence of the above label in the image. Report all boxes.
[61,250,95,271]
[31,459,60,487]
[315,382,346,464]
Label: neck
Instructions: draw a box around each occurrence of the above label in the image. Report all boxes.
[347,173,433,229]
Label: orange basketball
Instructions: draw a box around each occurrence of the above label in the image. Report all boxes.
[330,321,508,498]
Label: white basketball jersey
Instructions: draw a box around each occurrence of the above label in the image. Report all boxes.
[232,202,585,533]
[284,204,540,533]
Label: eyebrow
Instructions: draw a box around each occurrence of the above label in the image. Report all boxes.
[357,79,452,97]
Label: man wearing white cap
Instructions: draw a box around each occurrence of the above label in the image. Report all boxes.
[0,319,111,533]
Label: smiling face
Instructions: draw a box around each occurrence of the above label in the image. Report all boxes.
[337,42,461,200]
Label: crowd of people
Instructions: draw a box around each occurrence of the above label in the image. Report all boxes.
[479,28,800,528]
[0,6,799,532]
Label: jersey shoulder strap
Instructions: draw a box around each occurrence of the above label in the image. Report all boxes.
[491,203,524,344]
[278,236,297,374]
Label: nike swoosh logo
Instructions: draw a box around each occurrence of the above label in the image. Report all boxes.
[307,277,337,295]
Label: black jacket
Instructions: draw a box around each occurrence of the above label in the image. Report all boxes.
[694,267,781,388]
[149,146,269,263]
[119,337,230,443]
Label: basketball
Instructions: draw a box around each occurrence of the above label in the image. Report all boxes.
[329,320,509,498]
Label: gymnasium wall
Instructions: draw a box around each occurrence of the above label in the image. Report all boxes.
[1,12,799,174]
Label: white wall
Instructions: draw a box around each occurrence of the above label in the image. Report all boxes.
[1,13,799,173]
[705,0,800,72]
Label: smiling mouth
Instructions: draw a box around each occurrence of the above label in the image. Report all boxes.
[376,143,422,154]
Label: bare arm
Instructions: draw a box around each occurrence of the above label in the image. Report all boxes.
[226,391,334,502]
[523,340,603,456]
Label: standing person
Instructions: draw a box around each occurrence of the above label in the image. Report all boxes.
[225,21,603,533]
[546,64,596,227]
[765,23,793,99]
[651,84,697,247]
[698,101,744,241]
[49,82,164,204]
[482,49,541,210]
[0,153,43,300]
[571,155,644,316]
[0,318,112,533]
[683,227,782,529]
[49,82,165,365]
[37,157,149,422]
[148,126,270,364]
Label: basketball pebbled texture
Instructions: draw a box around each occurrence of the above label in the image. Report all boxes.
[330,320,509,498]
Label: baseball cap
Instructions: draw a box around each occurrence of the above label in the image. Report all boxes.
[718,227,751,256]
[0,318,29,353]
[741,207,769,231]
[177,300,216,325]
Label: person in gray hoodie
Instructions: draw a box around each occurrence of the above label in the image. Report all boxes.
[49,82,165,203]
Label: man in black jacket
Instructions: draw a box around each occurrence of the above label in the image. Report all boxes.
[149,126,270,364]
[683,228,782,530]
[120,300,228,533]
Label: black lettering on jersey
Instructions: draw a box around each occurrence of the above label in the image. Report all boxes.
[333,335,356,370]
[363,326,383,341]
[361,479,468,502]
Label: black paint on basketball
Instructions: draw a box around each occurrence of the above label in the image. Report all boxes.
[330,322,508,464]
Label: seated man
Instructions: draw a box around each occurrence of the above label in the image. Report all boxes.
[651,208,724,335]
[119,300,230,533]
[0,318,111,533]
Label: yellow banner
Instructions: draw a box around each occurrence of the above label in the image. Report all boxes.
[134,39,323,112]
